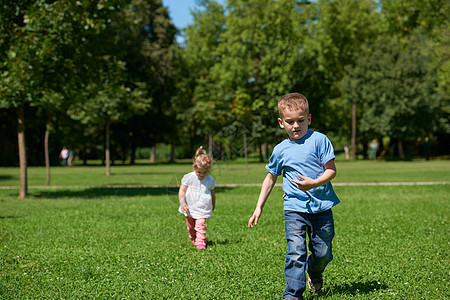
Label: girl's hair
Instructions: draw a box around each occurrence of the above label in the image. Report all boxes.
[193,146,212,171]
[278,93,309,118]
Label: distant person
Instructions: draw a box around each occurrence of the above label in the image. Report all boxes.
[369,139,378,160]
[68,150,74,166]
[178,146,216,250]
[59,147,69,166]
[248,93,340,300]
[423,137,430,160]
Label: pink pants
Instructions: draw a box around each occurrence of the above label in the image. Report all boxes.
[185,217,207,248]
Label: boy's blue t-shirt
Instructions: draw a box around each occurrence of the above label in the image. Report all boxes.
[266,130,340,213]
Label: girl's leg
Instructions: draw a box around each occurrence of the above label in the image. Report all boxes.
[194,218,207,249]
[306,209,335,280]
[185,216,196,244]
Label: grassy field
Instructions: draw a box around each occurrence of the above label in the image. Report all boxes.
[0,160,449,299]
[0,159,449,188]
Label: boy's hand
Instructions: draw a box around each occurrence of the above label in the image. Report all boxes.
[292,174,318,191]
[248,207,262,228]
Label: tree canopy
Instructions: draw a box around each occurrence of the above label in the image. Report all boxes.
[1,0,449,197]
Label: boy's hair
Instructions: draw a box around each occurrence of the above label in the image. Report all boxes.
[278,93,309,118]
[193,146,212,171]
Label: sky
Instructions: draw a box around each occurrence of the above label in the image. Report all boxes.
[162,0,225,30]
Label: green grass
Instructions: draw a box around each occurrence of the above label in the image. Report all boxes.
[0,161,449,299]
[0,159,449,188]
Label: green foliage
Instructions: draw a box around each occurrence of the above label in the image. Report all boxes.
[341,34,442,138]
[0,0,125,108]
[379,0,449,36]
[0,0,448,166]
[68,79,151,127]
[176,0,228,142]
[301,0,380,132]
[214,0,306,97]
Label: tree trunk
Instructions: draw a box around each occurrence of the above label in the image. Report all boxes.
[130,138,136,165]
[220,144,224,160]
[243,129,248,174]
[17,106,27,198]
[121,146,126,165]
[377,137,384,157]
[82,146,88,165]
[189,136,195,158]
[344,145,350,160]
[44,120,51,186]
[351,101,357,160]
[105,122,111,176]
[362,135,368,160]
[258,141,264,162]
[398,138,405,159]
[150,145,156,162]
[208,130,213,158]
[169,144,175,162]
[263,143,268,160]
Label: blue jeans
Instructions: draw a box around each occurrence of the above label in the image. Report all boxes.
[282,209,335,299]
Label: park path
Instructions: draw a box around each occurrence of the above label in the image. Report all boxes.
[0,181,448,189]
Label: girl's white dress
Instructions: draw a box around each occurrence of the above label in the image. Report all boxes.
[178,171,215,219]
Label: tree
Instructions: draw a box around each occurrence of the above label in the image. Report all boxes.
[211,0,308,157]
[0,1,40,197]
[0,0,128,196]
[300,0,379,144]
[111,0,178,163]
[177,0,227,156]
[68,74,151,175]
[342,34,442,158]
[379,0,449,36]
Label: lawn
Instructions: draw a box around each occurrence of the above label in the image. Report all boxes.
[0,159,449,188]
[0,160,449,299]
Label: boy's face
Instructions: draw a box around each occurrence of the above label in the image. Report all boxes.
[278,108,311,141]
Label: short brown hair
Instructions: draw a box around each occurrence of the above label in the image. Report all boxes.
[278,93,309,118]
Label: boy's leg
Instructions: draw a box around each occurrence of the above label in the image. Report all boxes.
[185,216,196,244]
[283,210,308,299]
[306,209,335,282]
[194,218,207,249]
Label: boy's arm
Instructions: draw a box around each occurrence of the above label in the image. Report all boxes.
[179,184,189,213]
[291,159,337,191]
[248,172,278,228]
[211,189,216,210]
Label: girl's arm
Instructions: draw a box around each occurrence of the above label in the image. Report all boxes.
[178,184,189,213]
[211,189,216,211]
[291,159,337,191]
[248,172,278,228]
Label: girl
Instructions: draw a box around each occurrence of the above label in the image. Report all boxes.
[178,146,215,249]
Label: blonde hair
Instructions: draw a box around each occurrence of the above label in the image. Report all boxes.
[193,146,212,171]
[278,93,309,118]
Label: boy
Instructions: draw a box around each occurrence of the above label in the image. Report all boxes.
[248,93,340,300]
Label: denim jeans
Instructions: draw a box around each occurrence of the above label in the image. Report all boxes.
[282,209,335,299]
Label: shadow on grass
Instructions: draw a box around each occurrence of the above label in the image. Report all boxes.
[0,175,14,181]
[328,280,388,296]
[76,161,194,167]
[108,171,182,176]
[207,237,242,247]
[31,186,235,200]
[0,215,22,219]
